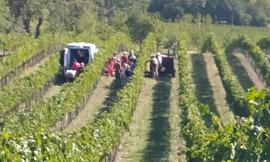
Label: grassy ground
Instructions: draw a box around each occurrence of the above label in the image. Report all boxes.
[142,77,172,162]
[43,85,62,98]
[226,53,254,90]
[234,53,266,90]
[115,78,156,162]
[189,52,233,124]
[164,23,270,50]
[18,54,53,79]
[190,52,218,114]
[115,72,185,162]
[203,53,233,123]
[42,74,66,98]
[64,76,117,133]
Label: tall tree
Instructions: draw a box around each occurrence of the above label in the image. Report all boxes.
[0,0,11,33]
[126,13,153,45]
[6,0,46,36]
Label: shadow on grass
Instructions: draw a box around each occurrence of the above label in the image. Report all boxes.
[142,77,171,162]
[99,78,120,113]
[191,54,220,119]
[226,53,253,90]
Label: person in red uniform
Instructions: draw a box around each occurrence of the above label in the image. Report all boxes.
[121,51,129,64]
[114,59,121,87]
[72,59,81,71]
[107,58,116,76]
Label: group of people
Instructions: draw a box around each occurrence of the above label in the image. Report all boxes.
[147,52,163,79]
[103,50,137,87]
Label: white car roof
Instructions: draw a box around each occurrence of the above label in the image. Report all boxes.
[65,42,97,49]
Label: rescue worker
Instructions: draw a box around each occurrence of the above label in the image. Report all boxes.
[129,50,137,64]
[121,51,129,64]
[146,55,159,79]
[107,58,116,76]
[156,52,165,73]
[71,59,81,71]
[156,52,162,66]
[120,62,130,85]
[114,59,121,87]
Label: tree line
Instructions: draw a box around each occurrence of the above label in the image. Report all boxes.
[0,0,153,43]
[148,0,270,26]
[1,0,269,41]
[0,0,100,36]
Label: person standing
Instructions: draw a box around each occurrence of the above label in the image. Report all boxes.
[156,52,162,66]
[108,58,116,76]
[114,59,121,87]
[121,51,129,64]
[129,50,137,64]
[156,52,164,73]
[150,55,159,79]
[171,42,177,55]
[120,62,130,85]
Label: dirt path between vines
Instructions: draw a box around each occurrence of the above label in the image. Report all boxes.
[115,65,186,161]
[114,78,156,162]
[204,53,233,122]
[190,52,233,123]
[0,50,11,58]
[43,84,63,99]
[227,53,253,90]
[18,54,52,79]
[63,76,117,133]
[234,53,266,90]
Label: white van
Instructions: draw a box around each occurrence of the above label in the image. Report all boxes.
[60,42,98,81]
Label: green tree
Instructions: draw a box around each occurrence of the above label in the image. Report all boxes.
[0,0,11,33]
[126,13,154,46]
[148,0,270,26]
